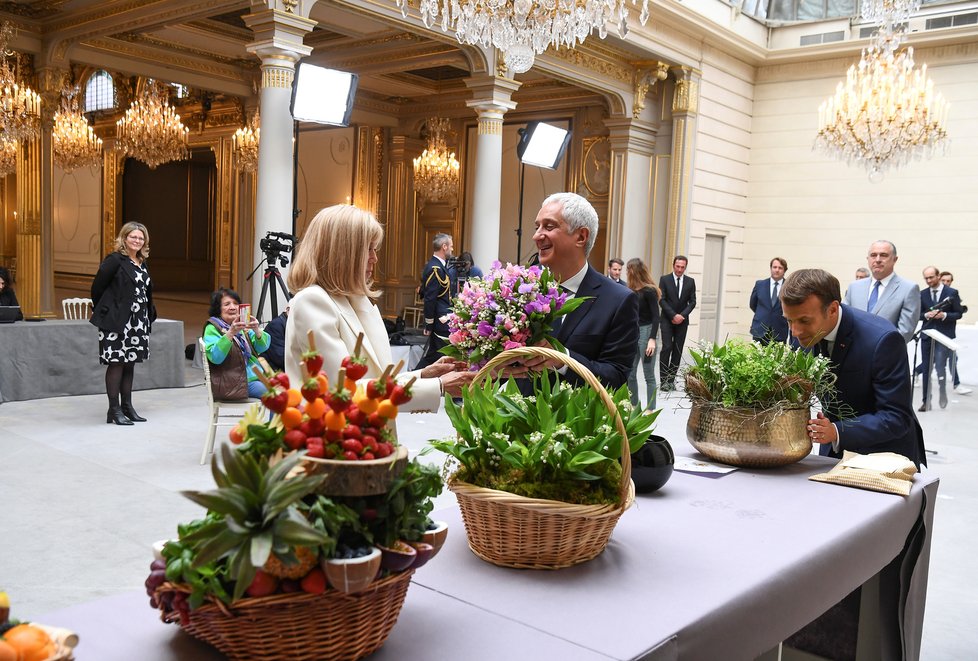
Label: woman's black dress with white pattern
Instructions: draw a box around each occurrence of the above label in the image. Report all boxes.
[99,259,151,364]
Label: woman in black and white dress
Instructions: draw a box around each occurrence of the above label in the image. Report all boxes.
[91,222,156,425]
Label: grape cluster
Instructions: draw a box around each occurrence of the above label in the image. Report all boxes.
[145,559,190,626]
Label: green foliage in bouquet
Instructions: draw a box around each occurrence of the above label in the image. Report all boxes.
[684,339,836,410]
[429,374,659,505]
[162,514,233,609]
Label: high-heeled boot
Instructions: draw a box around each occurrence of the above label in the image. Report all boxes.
[107,402,134,426]
[121,395,147,422]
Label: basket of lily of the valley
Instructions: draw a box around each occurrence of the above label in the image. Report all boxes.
[683,339,837,468]
[428,346,659,570]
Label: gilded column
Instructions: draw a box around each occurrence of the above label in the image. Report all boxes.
[465,75,520,271]
[665,67,701,270]
[384,135,424,316]
[244,9,313,320]
[604,117,656,266]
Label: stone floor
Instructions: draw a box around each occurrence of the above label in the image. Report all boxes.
[1,313,976,659]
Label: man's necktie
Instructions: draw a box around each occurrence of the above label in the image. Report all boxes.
[867,279,881,312]
[676,276,681,298]
[932,288,939,305]
[818,339,830,358]
[552,285,572,336]
[772,280,780,302]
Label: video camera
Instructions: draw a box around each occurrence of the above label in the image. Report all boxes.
[446,256,470,278]
[259,231,297,267]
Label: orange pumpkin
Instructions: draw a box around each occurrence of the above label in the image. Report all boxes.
[2,624,55,661]
[0,638,21,661]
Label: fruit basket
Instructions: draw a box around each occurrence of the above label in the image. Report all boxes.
[304,444,409,496]
[448,346,635,569]
[155,570,412,661]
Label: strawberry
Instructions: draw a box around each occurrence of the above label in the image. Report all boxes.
[341,355,368,381]
[270,372,290,390]
[306,437,325,459]
[346,405,367,427]
[300,568,327,594]
[300,377,321,402]
[362,435,378,451]
[283,429,307,451]
[342,450,358,461]
[246,569,279,597]
[325,428,342,442]
[366,378,387,400]
[389,383,413,406]
[326,383,351,413]
[361,451,375,461]
[367,412,386,429]
[342,424,362,440]
[261,387,289,414]
[376,442,394,458]
[341,438,364,455]
[302,349,323,377]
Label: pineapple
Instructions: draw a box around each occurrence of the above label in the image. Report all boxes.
[181,445,330,601]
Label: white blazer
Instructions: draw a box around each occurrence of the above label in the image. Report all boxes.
[285,285,440,413]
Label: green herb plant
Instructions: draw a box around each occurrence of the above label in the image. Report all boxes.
[429,374,659,505]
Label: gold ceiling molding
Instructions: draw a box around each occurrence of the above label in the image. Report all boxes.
[114,32,258,70]
[0,1,69,19]
[83,37,252,83]
[321,42,461,73]
[546,45,632,85]
[672,78,698,114]
[185,19,251,41]
[631,61,670,119]
[45,0,245,35]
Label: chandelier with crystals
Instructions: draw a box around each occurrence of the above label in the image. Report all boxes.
[116,80,189,169]
[414,118,460,203]
[397,0,650,74]
[53,87,103,173]
[0,135,16,177]
[232,112,260,173]
[814,0,949,180]
[0,21,41,143]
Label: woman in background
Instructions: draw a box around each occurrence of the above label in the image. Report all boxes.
[91,222,156,425]
[0,266,23,320]
[285,205,472,415]
[202,288,270,399]
[626,258,661,411]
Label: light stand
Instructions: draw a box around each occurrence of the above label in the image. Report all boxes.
[514,121,571,263]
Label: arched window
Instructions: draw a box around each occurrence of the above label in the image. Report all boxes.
[85,70,115,112]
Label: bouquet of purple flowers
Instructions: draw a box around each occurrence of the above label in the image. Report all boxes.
[441,261,586,368]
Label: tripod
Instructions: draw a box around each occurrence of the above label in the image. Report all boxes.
[247,251,291,321]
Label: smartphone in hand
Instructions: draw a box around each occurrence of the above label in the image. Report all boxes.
[238,304,251,324]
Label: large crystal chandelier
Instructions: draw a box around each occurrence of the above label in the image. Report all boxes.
[414,118,460,203]
[53,87,103,173]
[232,112,260,173]
[116,80,189,169]
[815,0,949,180]
[0,22,41,143]
[0,135,16,177]
[398,0,651,74]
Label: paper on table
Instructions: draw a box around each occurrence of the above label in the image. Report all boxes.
[674,456,739,475]
[809,451,917,496]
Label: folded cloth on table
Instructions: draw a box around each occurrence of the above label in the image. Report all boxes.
[32,622,79,657]
[809,451,917,496]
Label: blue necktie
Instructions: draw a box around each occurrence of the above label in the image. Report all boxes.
[867,280,881,312]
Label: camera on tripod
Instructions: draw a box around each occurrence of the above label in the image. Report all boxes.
[259,231,296,267]
[446,256,470,278]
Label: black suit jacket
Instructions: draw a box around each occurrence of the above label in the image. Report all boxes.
[421,255,456,333]
[555,266,639,389]
[263,312,288,371]
[658,274,696,325]
[797,305,926,467]
[919,286,962,338]
[749,278,788,342]
[90,252,157,333]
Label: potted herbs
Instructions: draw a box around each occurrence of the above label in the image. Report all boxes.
[683,339,836,467]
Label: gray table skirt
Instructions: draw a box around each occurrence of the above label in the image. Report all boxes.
[0,319,185,403]
[36,454,938,660]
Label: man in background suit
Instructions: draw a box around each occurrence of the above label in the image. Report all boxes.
[517,192,638,389]
[749,257,789,344]
[608,258,625,285]
[781,269,925,468]
[917,266,964,411]
[658,255,696,391]
[416,233,456,369]
[843,239,920,343]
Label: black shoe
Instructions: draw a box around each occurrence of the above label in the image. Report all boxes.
[107,406,134,425]
[939,385,948,409]
[918,403,931,412]
[121,403,147,422]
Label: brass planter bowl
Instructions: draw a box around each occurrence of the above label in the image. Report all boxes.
[686,402,812,468]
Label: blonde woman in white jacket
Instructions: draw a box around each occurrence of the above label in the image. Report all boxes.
[284,204,472,413]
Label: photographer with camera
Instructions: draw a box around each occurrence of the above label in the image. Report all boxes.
[917,266,964,411]
[249,231,296,320]
[416,233,457,370]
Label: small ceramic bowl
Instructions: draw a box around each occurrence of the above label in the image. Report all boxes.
[322,547,382,594]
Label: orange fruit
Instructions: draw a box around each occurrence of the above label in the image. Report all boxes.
[281,406,303,430]
[324,409,346,432]
[316,374,329,393]
[376,399,398,419]
[344,378,357,393]
[0,639,19,661]
[286,388,302,408]
[304,397,326,420]
[3,624,56,661]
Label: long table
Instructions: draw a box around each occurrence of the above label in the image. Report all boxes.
[37,454,938,660]
[0,319,185,403]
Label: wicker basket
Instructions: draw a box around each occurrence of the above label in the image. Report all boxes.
[156,569,413,661]
[450,346,635,569]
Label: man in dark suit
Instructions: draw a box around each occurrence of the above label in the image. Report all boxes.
[749,257,789,344]
[917,266,964,411]
[658,255,696,391]
[517,192,638,389]
[607,258,625,285]
[781,269,925,468]
[262,306,289,371]
[416,232,456,369]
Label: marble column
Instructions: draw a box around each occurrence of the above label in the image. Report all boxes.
[464,76,520,270]
[665,67,702,267]
[244,9,313,320]
[604,118,657,267]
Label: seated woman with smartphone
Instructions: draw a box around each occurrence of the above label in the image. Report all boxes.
[203,288,270,399]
